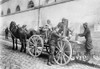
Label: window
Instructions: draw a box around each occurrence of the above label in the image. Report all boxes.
[7,8,11,15]
[45,0,49,3]
[16,5,20,12]
[45,0,55,5]
[28,0,34,8]
[1,11,3,16]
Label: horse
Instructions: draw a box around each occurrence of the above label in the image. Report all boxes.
[9,21,20,50]
[9,21,37,52]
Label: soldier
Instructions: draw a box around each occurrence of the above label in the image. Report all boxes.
[5,27,9,39]
[47,18,72,66]
[47,26,62,66]
[78,23,93,56]
[47,19,64,66]
[42,20,52,43]
[57,18,73,39]
[47,19,53,30]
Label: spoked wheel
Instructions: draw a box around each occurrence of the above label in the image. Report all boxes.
[27,35,44,57]
[54,39,72,65]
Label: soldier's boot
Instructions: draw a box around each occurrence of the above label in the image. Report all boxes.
[50,46,55,64]
[47,55,52,66]
[47,62,52,66]
[50,55,55,64]
[84,50,92,62]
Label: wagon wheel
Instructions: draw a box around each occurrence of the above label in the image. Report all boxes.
[54,39,72,65]
[27,35,44,57]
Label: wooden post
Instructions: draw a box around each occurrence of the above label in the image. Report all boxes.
[63,19,68,37]
[38,0,40,29]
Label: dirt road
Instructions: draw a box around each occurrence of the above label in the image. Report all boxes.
[0,37,100,69]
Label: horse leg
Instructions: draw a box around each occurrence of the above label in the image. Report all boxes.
[20,40,23,52]
[16,39,18,50]
[21,39,25,52]
[12,36,15,50]
[6,31,8,39]
[24,40,26,53]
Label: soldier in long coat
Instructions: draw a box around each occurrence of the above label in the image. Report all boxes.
[78,23,93,56]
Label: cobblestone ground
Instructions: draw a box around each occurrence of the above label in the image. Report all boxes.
[0,38,100,69]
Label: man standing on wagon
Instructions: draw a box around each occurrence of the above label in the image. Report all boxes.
[57,18,73,39]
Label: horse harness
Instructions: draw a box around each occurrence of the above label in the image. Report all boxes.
[8,27,17,39]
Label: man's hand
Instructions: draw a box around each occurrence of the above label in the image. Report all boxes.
[45,39,48,43]
[60,36,65,39]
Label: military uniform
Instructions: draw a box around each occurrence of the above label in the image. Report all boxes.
[78,23,93,55]
[47,31,60,65]
[47,21,66,65]
[57,22,64,35]
[57,21,72,38]
[47,19,72,65]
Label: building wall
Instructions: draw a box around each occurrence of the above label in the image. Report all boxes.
[1,0,39,15]
[40,2,82,34]
[0,0,73,30]
[94,23,100,32]
[0,0,100,34]
[0,0,40,30]
[2,10,39,30]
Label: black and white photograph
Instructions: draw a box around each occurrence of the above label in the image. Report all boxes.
[0,0,100,69]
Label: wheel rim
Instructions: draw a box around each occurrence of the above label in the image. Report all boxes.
[27,35,43,57]
[54,39,72,65]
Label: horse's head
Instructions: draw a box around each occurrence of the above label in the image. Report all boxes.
[9,21,17,31]
[10,21,16,26]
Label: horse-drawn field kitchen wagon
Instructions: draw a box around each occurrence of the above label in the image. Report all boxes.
[26,23,88,66]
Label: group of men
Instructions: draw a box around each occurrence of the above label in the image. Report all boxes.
[44,18,93,66]
[12,18,93,66]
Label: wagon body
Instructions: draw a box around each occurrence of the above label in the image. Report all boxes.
[26,27,73,65]
[26,28,88,65]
